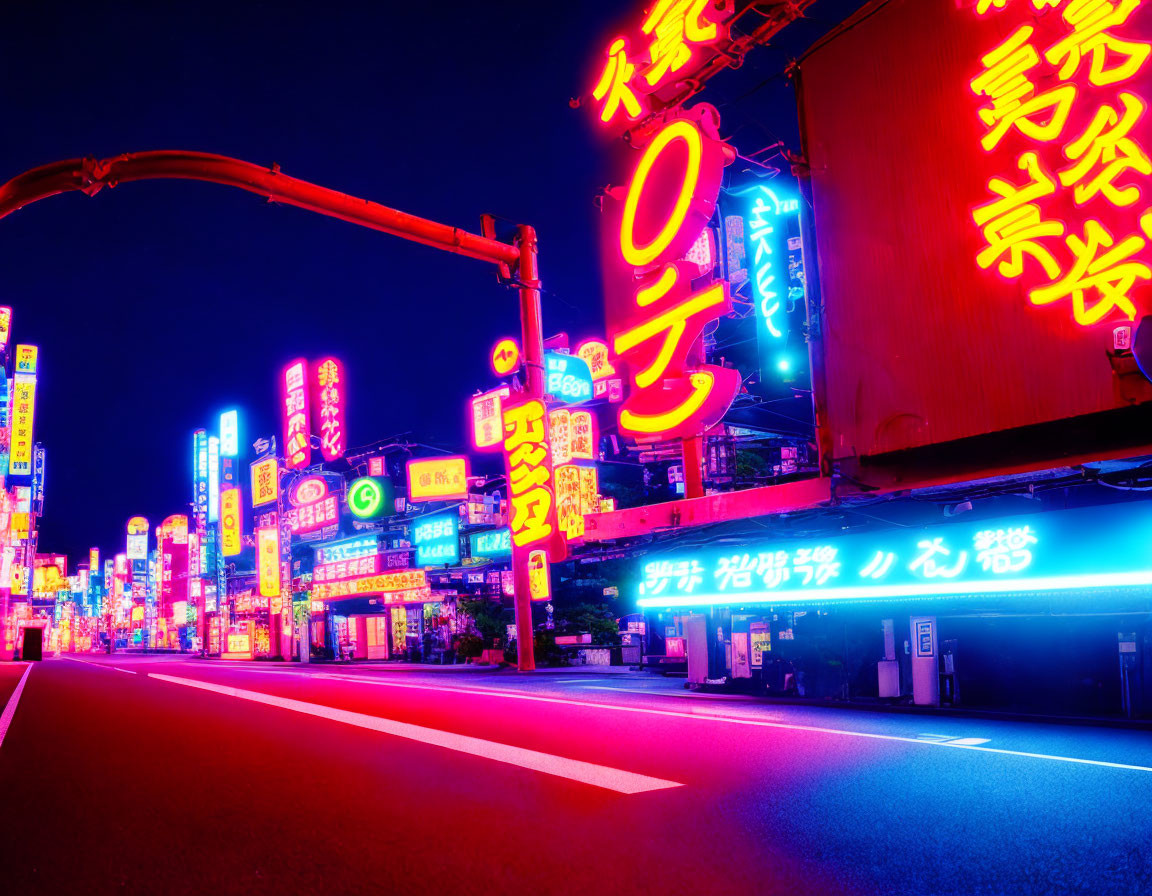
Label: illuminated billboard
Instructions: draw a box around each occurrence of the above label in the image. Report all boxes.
[798,0,1152,485]
[637,502,1152,609]
[220,410,239,458]
[250,456,278,507]
[281,359,311,470]
[8,375,35,476]
[220,488,242,556]
[406,456,469,502]
[413,513,459,566]
[312,357,346,462]
[257,527,280,597]
[469,528,511,560]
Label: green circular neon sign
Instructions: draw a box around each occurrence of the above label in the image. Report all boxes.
[347,477,386,519]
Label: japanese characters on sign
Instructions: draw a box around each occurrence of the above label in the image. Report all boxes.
[413,513,460,566]
[220,410,239,458]
[637,502,1152,607]
[126,516,149,561]
[590,0,736,129]
[745,186,807,382]
[250,456,279,507]
[528,550,550,601]
[490,338,521,376]
[282,358,311,469]
[8,375,35,476]
[315,534,378,565]
[500,397,565,559]
[603,107,741,441]
[0,307,11,348]
[207,435,221,523]
[471,386,511,450]
[220,488,242,557]
[969,1,1152,326]
[312,357,347,462]
[257,527,280,597]
[544,351,594,404]
[468,528,512,560]
[13,344,37,376]
[312,554,381,584]
[406,456,469,502]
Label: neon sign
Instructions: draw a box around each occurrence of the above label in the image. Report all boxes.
[968,2,1152,326]
[257,527,280,597]
[250,456,278,507]
[207,436,221,523]
[746,185,806,383]
[14,344,37,376]
[491,338,520,376]
[220,410,239,458]
[501,398,565,559]
[469,528,512,560]
[407,456,469,502]
[220,488,242,557]
[347,476,389,519]
[313,554,381,584]
[471,386,510,450]
[8,375,35,476]
[637,502,1151,608]
[315,535,379,566]
[288,476,338,534]
[281,359,311,469]
[0,306,10,348]
[413,513,459,566]
[590,1,735,128]
[544,351,594,404]
[313,357,346,462]
[606,110,740,441]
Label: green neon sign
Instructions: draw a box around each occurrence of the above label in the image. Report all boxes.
[347,477,390,519]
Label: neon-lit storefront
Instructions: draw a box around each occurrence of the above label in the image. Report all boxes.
[636,500,1152,717]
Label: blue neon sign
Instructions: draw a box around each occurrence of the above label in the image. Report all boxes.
[469,528,511,560]
[414,513,460,566]
[544,352,594,405]
[746,185,806,385]
[637,502,1152,608]
[315,534,379,566]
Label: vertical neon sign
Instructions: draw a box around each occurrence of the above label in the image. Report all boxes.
[312,357,346,462]
[282,359,311,469]
[746,186,806,382]
[207,435,221,524]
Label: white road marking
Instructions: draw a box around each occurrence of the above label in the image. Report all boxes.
[113,667,137,675]
[0,664,32,750]
[307,674,1152,774]
[60,656,118,671]
[149,672,682,795]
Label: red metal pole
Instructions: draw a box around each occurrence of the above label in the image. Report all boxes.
[510,224,546,672]
[0,152,520,268]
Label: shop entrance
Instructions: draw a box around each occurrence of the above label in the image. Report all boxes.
[22,627,43,661]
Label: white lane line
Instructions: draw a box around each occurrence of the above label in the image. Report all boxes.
[149,672,681,795]
[310,674,1152,774]
[113,667,137,675]
[60,656,117,671]
[0,664,32,749]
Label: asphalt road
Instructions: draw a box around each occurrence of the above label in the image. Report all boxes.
[1,656,1150,895]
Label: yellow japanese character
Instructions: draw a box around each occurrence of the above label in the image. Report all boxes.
[502,400,545,452]
[973,152,1065,278]
[1045,0,1150,87]
[1059,92,1151,206]
[1030,219,1150,324]
[592,38,645,125]
[509,488,553,547]
[971,25,1078,151]
[976,0,1061,12]
[509,459,550,496]
[641,0,720,89]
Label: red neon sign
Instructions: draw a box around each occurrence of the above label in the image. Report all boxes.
[968,1,1152,327]
[281,359,311,469]
[605,108,740,441]
[313,357,346,462]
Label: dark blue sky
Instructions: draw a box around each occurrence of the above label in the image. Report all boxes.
[0,0,861,561]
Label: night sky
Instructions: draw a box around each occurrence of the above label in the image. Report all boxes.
[1,0,863,562]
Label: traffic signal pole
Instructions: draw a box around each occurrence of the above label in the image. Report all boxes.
[0,151,540,671]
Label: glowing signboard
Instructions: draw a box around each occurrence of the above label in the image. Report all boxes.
[8,375,35,476]
[575,339,616,382]
[471,386,511,450]
[193,429,209,536]
[414,513,460,566]
[469,528,512,560]
[220,410,239,458]
[14,344,37,376]
[544,352,594,405]
[0,307,10,348]
[590,1,735,127]
[207,436,221,523]
[257,527,280,597]
[491,338,521,376]
[746,185,806,382]
[549,408,597,465]
[281,358,311,469]
[637,502,1152,608]
[313,357,346,462]
[528,550,550,600]
[220,487,242,556]
[969,2,1152,326]
[315,534,379,566]
[312,554,381,584]
[407,456,469,502]
[126,516,149,561]
[348,476,391,519]
[250,456,278,507]
[605,111,740,441]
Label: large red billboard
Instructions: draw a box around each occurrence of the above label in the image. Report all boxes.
[799,0,1152,488]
